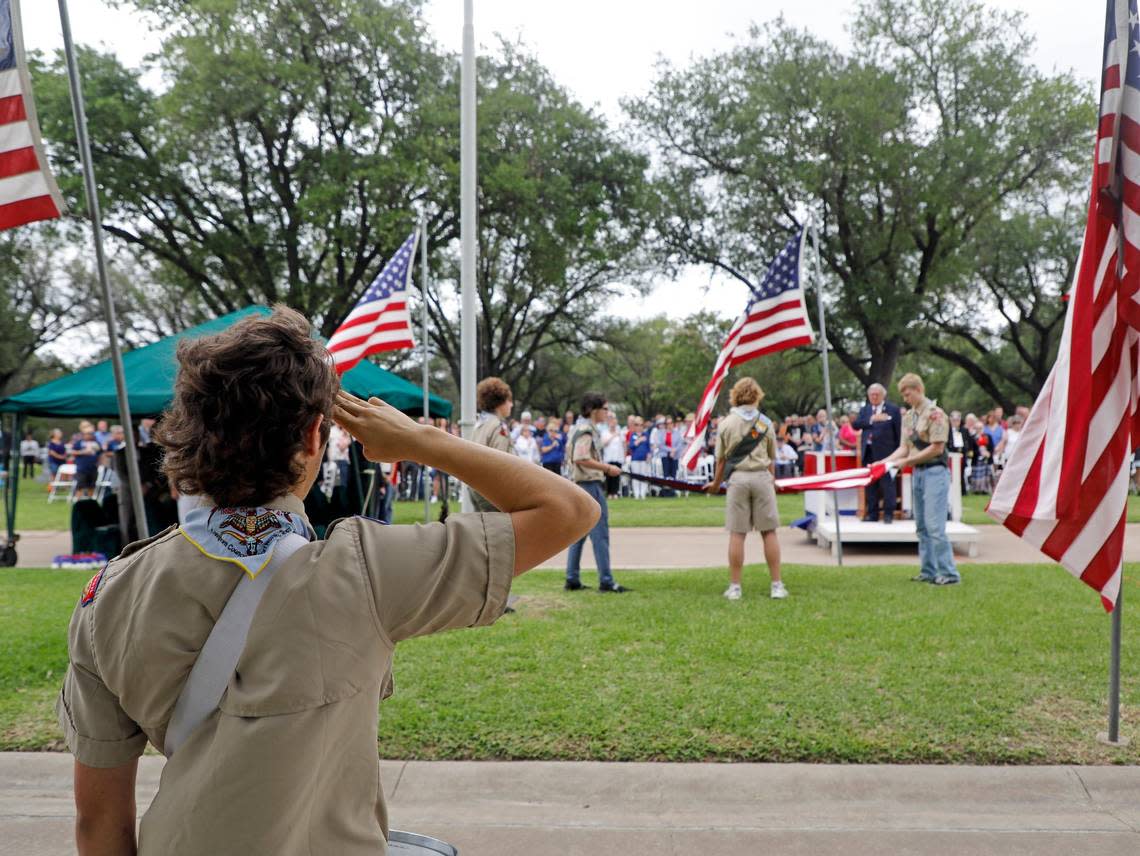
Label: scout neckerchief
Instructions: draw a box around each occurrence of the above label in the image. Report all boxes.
[179,503,312,579]
[722,406,767,482]
[908,398,948,467]
[569,418,601,464]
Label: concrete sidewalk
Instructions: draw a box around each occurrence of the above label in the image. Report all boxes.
[19,522,1130,570]
[3,753,1139,855]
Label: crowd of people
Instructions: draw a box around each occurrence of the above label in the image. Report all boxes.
[14,419,144,499]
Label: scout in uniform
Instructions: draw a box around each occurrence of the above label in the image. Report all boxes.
[55,308,597,856]
[883,372,960,585]
[707,377,787,600]
[469,376,514,511]
[565,391,630,592]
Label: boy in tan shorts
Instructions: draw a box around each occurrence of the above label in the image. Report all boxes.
[706,377,786,600]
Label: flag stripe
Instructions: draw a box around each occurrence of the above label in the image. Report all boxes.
[0,119,34,154]
[0,69,19,100]
[0,94,26,126]
[0,145,38,180]
[0,194,61,230]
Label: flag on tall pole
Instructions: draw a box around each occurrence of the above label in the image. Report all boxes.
[988,0,1140,612]
[327,231,419,375]
[681,229,815,470]
[0,0,64,230]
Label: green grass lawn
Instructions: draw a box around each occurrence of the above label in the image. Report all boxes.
[4,562,1138,763]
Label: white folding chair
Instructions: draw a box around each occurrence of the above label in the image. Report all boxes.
[93,466,117,504]
[48,464,77,503]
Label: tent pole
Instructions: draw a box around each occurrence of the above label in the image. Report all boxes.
[3,414,22,563]
[57,0,148,540]
[420,211,431,524]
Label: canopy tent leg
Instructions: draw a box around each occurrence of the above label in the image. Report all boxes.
[2,413,25,566]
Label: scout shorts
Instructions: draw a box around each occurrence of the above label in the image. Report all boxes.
[725,469,779,533]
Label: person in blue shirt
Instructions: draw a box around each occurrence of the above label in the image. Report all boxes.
[72,421,102,499]
[539,418,564,474]
[628,416,651,499]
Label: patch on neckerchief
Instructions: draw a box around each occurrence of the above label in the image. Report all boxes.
[499,426,508,437]
[180,504,311,578]
[80,565,107,607]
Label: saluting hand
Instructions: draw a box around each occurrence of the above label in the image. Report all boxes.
[332,391,422,463]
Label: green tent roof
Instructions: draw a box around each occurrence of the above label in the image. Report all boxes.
[0,306,452,419]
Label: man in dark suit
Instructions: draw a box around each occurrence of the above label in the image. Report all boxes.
[853,383,902,522]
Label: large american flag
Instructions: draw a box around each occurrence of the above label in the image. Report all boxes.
[988,0,1140,612]
[682,228,815,470]
[326,230,418,374]
[0,0,64,230]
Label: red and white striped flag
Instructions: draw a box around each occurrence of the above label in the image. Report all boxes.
[988,0,1140,612]
[775,462,891,494]
[682,229,815,469]
[326,230,418,374]
[0,0,64,231]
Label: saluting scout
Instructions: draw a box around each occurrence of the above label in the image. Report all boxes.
[883,372,960,586]
[707,377,787,601]
[470,377,515,511]
[54,308,597,856]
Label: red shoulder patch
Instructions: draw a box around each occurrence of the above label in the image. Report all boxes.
[81,565,107,607]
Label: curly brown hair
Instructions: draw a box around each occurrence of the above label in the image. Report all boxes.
[155,306,339,507]
[476,377,512,413]
[729,377,764,407]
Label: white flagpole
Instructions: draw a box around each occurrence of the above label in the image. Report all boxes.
[459,0,477,512]
[57,0,148,541]
[419,213,431,524]
[811,222,842,565]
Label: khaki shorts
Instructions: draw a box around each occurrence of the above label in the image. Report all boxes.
[725,469,779,533]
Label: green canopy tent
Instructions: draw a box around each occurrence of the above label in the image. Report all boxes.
[0,306,452,563]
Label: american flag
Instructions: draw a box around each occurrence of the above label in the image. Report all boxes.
[0,0,64,230]
[988,0,1140,612]
[775,462,891,494]
[682,228,815,470]
[326,230,418,374]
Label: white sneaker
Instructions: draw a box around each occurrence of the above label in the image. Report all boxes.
[723,584,742,601]
[770,581,788,599]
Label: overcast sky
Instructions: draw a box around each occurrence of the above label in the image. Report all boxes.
[19,1,1103,326]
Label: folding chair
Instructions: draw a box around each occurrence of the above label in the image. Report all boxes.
[48,464,77,503]
[93,466,117,504]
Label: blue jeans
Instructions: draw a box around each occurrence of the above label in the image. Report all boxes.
[913,465,958,581]
[566,480,614,587]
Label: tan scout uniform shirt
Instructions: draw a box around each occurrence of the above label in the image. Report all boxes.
[470,412,513,511]
[715,410,777,472]
[902,397,949,464]
[569,421,604,483]
[56,494,515,855]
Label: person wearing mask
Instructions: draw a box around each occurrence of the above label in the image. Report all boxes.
[853,383,902,523]
[54,307,597,856]
[565,393,630,593]
[883,373,960,586]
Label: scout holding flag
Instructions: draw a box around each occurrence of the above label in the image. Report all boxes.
[706,377,787,601]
